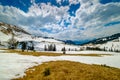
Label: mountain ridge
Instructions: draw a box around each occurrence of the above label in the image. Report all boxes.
[0,22,30,35]
[82,33,120,45]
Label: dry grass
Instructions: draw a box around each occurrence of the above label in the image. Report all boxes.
[13,61,120,80]
[6,49,111,57]
[7,49,63,56]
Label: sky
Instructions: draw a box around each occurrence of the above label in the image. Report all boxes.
[0,0,120,41]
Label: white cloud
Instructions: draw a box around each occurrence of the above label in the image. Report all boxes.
[56,0,62,5]
[0,2,69,36]
[68,1,120,40]
[0,0,120,41]
[69,0,79,5]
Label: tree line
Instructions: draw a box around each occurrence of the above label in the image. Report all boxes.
[44,44,56,51]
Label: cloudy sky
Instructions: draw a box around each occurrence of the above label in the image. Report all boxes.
[0,0,120,41]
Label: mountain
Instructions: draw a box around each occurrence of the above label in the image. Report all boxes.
[60,40,75,45]
[83,33,120,45]
[0,22,30,35]
[0,22,32,43]
[80,33,120,52]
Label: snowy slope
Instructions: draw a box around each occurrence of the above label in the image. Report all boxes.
[0,31,11,42]
[82,40,120,52]
[83,33,120,45]
[34,42,80,51]
[15,32,80,51]
[0,22,30,42]
[81,33,120,52]
[81,35,120,52]
[99,41,120,52]
[0,22,80,50]
[16,36,80,51]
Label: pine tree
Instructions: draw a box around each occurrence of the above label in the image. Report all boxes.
[68,48,71,51]
[53,44,56,51]
[0,41,1,45]
[62,47,66,54]
[21,42,26,52]
[48,44,52,51]
[44,45,47,51]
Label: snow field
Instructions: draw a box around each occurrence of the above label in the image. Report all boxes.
[0,50,120,80]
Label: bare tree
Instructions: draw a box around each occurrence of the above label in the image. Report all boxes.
[8,33,17,49]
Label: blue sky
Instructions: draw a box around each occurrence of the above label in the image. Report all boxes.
[0,0,120,41]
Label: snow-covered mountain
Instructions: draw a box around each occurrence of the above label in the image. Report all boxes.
[0,22,80,51]
[0,22,30,41]
[82,33,120,52]
[83,33,120,45]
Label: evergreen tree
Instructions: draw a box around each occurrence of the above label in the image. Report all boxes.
[47,44,56,51]
[48,44,51,51]
[44,45,47,51]
[0,41,1,45]
[48,45,50,51]
[68,48,71,51]
[31,41,34,51]
[53,44,56,51]
[21,42,26,52]
[50,44,53,51]
[62,47,66,54]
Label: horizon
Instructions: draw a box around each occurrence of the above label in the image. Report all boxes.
[0,0,120,41]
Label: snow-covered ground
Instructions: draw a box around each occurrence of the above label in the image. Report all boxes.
[0,50,6,52]
[0,50,120,80]
[48,50,118,54]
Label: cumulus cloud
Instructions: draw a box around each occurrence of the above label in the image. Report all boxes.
[69,1,120,40]
[0,3,69,35]
[0,0,120,41]
[69,0,79,5]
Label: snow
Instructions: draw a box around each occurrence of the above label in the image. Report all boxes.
[0,50,120,80]
[0,53,40,80]
[15,34,63,44]
[34,42,80,51]
[0,31,11,42]
[0,50,6,52]
[0,29,80,51]
[43,50,118,54]
[14,33,79,51]
[99,41,120,51]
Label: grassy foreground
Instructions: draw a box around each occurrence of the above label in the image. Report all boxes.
[13,61,120,80]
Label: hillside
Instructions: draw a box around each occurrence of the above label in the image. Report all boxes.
[83,33,120,45]
[0,22,30,35]
[81,33,120,52]
[0,22,80,51]
[0,22,31,42]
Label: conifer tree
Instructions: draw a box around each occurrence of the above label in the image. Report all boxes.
[62,47,66,54]
[44,45,47,51]
[53,44,56,51]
